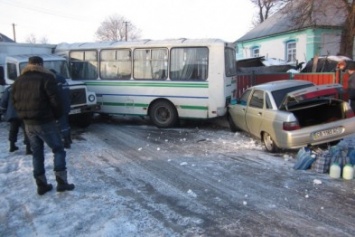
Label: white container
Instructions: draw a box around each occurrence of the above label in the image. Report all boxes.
[342,164,354,180]
[329,163,341,179]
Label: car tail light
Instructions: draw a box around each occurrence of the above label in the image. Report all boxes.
[344,103,354,118]
[345,109,354,118]
[283,121,300,131]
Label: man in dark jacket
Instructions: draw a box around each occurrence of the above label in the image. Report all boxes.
[0,85,31,154]
[50,69,72,148]
[11,56,75,195]
[346,61,355,113]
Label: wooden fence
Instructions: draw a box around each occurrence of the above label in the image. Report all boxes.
[235,71,350,100]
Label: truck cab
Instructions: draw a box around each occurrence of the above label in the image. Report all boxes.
[1,53,99,127]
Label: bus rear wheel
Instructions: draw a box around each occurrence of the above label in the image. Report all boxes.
[149,100,178,128]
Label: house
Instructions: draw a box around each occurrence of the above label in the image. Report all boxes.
[235,0,353,65]
[0,33,15,43]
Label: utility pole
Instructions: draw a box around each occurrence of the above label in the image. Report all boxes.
[124,21,128,41]
[12,23,16,42]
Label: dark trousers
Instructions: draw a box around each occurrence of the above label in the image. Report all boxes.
[9,118,29,145]
[25,121,67,177]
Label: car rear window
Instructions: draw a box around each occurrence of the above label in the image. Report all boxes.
[272,84,313,108]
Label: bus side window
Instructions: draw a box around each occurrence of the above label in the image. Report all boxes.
[0,66,5,85]
[170,47,208,81]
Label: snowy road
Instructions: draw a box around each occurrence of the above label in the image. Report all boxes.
[1,115,355,236]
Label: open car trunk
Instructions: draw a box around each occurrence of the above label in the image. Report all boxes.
[285,99,345,127]
[281,84,347,128]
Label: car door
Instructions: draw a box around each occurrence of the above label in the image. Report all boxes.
[229,89,252,132]
[245,90,265,138]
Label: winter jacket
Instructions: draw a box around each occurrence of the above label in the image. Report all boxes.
[54,73,71,114]
[11,65,63,125]
[0,85,18,122]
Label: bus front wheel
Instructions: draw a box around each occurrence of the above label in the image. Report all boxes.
[149,100,178,128]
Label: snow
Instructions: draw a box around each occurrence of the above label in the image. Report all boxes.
[1,116,355,236]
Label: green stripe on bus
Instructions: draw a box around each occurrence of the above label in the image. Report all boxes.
[104,102,148,107]
[85,81,208,88]
[180,105,208,110]
[103,103,207,111]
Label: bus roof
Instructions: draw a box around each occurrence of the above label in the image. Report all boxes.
[55,38,230,51]
[6,54,66,63]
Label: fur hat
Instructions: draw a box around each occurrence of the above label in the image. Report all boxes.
[28,56,43,65]
[347,61,355,70]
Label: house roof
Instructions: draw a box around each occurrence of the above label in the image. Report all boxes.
[236,0,347,42]
[0,33,15,42]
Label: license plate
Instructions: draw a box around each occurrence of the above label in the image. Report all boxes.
[69,108,81,115]
[312,127,343,140]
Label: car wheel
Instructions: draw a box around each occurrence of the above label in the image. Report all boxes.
[149,100,178,128]
[263,132,279,153]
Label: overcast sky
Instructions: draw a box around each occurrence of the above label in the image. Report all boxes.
[0,0,255,44]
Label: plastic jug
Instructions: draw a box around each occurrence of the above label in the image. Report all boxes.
[329,163,341,178]
[342,164,354,180]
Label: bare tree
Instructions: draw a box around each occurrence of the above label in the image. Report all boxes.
[25,34,37,44]
[95,14,141,41]
[339,0,355,58]
[25,34,50,44]
[39,36,49,44]
[286,0,354,58]
[251,0,289,25]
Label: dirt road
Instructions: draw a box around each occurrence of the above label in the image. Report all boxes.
[71,116,355,236]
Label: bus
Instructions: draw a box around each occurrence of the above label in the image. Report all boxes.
[54,38,237,128]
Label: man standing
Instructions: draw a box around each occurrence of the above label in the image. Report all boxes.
[346,61,355,113]
[50,69,72,149]
[12,56,74,195]
[0,85,31,154]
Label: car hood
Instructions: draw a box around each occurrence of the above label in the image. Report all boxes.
[281,83,344,108]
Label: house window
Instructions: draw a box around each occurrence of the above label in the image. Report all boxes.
[286,41,296,63]
[252,47,260,57]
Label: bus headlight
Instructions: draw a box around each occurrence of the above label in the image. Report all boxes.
[88,94,96,102]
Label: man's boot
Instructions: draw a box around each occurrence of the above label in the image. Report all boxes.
[55,170,75,192]
[9,142,19,152]
[26,144,32,155]
[35,175,53,195]
[63,137,71,149]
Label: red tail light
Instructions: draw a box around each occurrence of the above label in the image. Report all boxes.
[283,121,301,131]
[345,109,354,118]
[344,103,354,118]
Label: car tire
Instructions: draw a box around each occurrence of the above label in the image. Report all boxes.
[263,132,279,153]
[149,100,178,128]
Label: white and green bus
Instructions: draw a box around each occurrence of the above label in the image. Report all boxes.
[54,38,237,127]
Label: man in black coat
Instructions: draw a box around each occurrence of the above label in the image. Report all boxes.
[11,56,75,195]
[0,85,31,154]
[346,61,355,113]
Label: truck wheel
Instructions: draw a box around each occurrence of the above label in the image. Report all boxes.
[69,112,93,128]
[263,132,279,153]
[149,100,178,128]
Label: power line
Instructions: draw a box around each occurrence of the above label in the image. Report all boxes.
[1,0,84,21]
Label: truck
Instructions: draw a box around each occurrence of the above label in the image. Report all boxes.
[0,42,99,127]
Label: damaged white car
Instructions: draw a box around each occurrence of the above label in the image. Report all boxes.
[228,80,355,152]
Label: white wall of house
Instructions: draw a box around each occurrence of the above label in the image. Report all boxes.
[236,28,349,64]
[237,32,308,64]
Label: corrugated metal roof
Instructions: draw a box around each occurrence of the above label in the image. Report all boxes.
[236,0,346,42]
